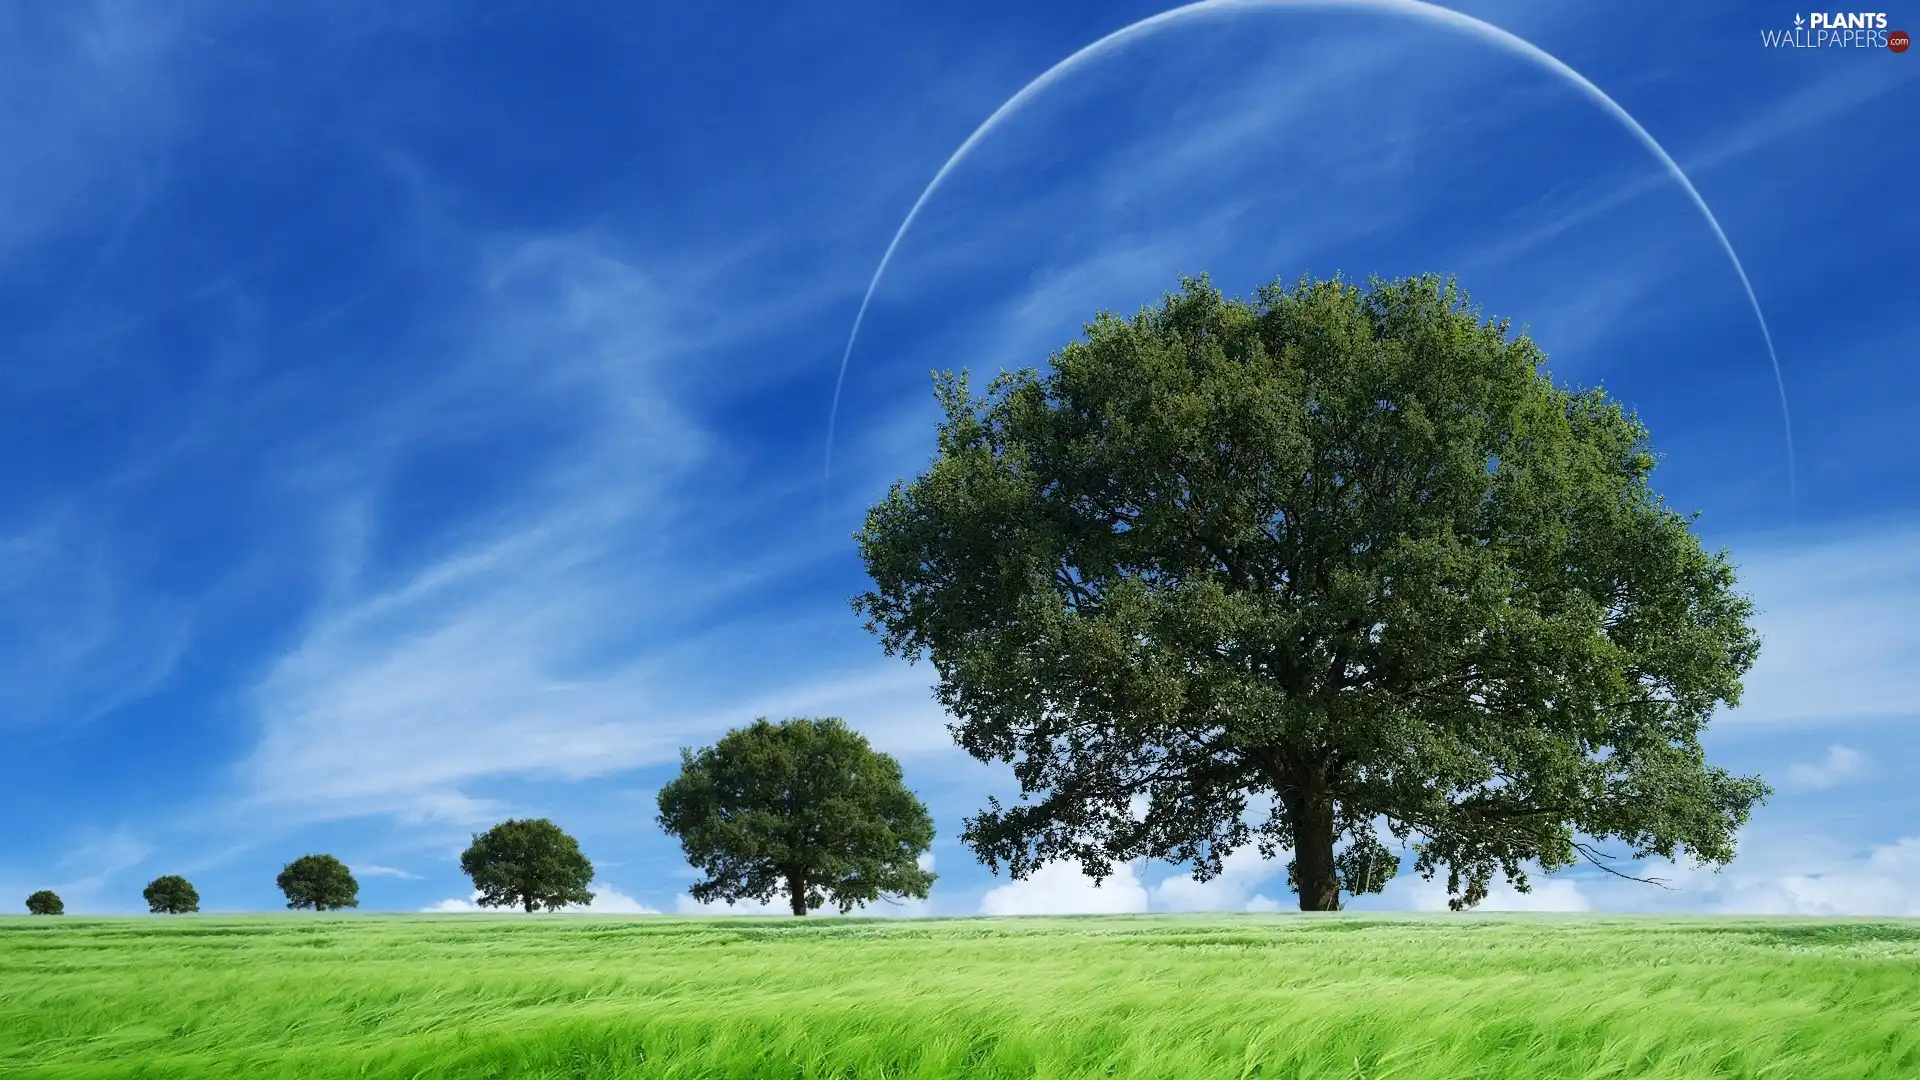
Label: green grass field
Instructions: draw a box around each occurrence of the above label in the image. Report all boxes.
[3,914,1916,1079]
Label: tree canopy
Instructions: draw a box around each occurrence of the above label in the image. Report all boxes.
[276,853,361,911]
[25,890,63,915]
[853,273,1769,911]
[657,717,937,915]
[144,875,200,915]
[458,818,595,912]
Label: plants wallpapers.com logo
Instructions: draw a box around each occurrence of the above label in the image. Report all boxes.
[1763,11,1910,49]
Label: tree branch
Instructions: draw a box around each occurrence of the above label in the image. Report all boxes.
[1570,839,1671,888]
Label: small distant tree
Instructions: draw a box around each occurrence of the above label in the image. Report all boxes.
[276,854,360,911]
[657,716,937,916]
[25,890,63,915]
[143,875,199,914]
[458,818,595,912]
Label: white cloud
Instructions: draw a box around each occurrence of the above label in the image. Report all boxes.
[1151,845,1292,913]
[244,641,959,826]
[979,860,1150,916]
[350,864,418,879]
[420,882,659,914]
[1722,528,1920,724]
[1721,838,1920,916]
[1594,834,1920,917]
[584,885,663,914]
[396,792,506,828]
[1785,745,1870,791]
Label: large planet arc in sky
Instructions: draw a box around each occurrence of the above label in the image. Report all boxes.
[825,0,1794,508]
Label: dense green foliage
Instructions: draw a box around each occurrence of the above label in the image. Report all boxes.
[459,818,595,913]
[275,854,360,912]
[657,717,936,915]
[855,274,1769,911]
[2,914,1915,1078]
[142,875,199,915]
[24,890,62,916]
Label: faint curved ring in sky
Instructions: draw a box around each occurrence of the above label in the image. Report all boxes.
[825,0,1794,508]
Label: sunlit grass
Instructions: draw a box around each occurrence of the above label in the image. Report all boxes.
[3,913,1915,1078]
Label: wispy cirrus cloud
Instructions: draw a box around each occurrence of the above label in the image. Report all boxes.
[0,827,159,913]
[225,227,748,824]
[229,221,965,829]
[1785,745,1871,792]
[0,1,192,275]
[1722,526,1920,724]
[1457,63,1919,278]
[0,512,192,729]
[351,864,419,880]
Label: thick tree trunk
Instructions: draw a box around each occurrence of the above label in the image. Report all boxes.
[1285,786,1343,911]
[524,896,537,913]
[787,871,807,916]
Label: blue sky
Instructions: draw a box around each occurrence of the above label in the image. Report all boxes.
[2,0,1916,917]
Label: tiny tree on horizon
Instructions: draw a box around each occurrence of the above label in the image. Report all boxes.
[144,875,200,915]
[854,273,1771,912]
[657,716,937,916]
[276,854,361,911]
[458,818,595,912]
[25,890,63,915]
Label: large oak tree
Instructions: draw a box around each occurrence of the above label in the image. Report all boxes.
[853,274,1769,911]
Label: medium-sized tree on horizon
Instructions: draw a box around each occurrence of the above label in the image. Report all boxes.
[144,875,200,914]
[458,818,595,912]
[25,890,63,915]
[276,854,361,911]
[657,716,937,916]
